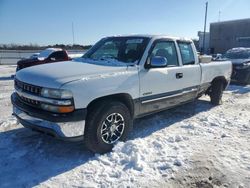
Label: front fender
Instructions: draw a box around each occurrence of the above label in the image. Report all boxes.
[60,68,139,109]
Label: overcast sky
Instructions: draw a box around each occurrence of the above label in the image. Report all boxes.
[0,0,249,45]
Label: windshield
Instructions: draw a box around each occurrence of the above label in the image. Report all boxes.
[38,49,55,59]
[83,37,150,64]
[225,50,250,59]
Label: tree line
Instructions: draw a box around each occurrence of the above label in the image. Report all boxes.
[0,43,92,50]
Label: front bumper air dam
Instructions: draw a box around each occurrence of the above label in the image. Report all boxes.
[11,94,86,141]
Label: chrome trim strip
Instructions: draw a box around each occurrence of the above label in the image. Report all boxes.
[15,89,72,106]
[141,88,197,104]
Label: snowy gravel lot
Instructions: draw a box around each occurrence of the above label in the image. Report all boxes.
[0,65,249,188]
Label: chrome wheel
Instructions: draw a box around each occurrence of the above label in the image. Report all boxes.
[100,113,125,144]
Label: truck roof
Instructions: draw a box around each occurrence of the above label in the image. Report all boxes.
[45,48,63,51]
[107,34,193,42]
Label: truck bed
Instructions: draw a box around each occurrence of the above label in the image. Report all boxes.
[200,61,232,86]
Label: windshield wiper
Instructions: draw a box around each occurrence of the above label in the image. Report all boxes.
[82,56,135,66]
[81,57,99,61]
[99,57,117,61]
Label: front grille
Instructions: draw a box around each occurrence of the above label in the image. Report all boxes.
[19,95,41,107]
[15,79,42,108]
[15,79,42,95]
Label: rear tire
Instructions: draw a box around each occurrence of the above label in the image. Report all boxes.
[210,81,224,105]
[84,101,132,154]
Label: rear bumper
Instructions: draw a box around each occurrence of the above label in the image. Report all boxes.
[11,93,86,141]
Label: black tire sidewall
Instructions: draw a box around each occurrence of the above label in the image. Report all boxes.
[85,101,132,153]
[211,81,223,105]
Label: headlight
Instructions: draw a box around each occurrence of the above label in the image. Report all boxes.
[41,88,73,99]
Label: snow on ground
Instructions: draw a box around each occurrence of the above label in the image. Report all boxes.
[0,65,249,187]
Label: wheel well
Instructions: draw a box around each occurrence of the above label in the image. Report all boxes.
[211,76,228,90]
[206,76,228,95]
[86,93,135,117]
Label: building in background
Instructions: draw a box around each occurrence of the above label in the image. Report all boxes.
[210,18,250,54]
[197,31,210,54]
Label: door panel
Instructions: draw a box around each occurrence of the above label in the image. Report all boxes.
[139,67,199,115]
[178,64,201,98]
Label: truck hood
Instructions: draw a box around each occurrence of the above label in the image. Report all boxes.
[15,60,134,88]
[230,58,250,65]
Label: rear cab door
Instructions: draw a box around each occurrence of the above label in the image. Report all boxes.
[176,40,202,101]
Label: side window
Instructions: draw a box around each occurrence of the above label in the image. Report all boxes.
[178,42,195,65]
[150,41,179,66]
[49,51,66,60]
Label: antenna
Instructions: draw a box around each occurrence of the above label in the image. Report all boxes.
[218,11,221,22]
[72,22,75,46]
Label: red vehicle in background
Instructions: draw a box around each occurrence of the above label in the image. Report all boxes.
[16,48,71,71]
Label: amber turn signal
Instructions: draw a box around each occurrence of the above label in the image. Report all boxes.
[58,106,74,113]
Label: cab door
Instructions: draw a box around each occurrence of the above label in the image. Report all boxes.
[139,39,185,115]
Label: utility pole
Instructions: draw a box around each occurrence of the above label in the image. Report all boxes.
[72,22,75,46]
[202,1,208,55]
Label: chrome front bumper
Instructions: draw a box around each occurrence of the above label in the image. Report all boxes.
[13,106,85,140]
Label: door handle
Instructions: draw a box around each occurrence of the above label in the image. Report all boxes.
[176,73,183,79]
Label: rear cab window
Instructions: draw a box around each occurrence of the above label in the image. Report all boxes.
[49,51,67,60]
[178,42,195,65]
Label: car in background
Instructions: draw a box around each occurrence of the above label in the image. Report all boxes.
[29,53,40,59]
[212,53,222,61]
[225,48,250,84]
[16,48,71,71]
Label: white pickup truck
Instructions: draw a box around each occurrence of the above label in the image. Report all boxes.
[12,35,232,153]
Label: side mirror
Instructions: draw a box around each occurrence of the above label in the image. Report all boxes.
[147,56,168,68]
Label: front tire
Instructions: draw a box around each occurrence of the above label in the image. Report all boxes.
[210,81,224,105]
[84,101,132,154]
